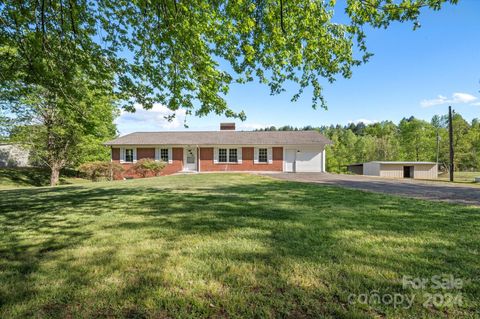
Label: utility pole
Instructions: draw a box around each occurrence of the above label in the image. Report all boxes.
[448,106,454,182]
[436,131,440,166]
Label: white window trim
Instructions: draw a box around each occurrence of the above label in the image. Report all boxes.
[120,147,125,163]
[214,147,242,164]
[168,148,173,164]
[214,148,219,164]
[268,147,273,164]
[121,147,136,163]
[218,148,229,163]
[255,147,272,164]
[237,147,243,164]
[155,147,173,164]
[228,148,238,163]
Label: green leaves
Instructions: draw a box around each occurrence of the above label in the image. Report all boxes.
[1,0,456,119]
[321,112,480,173]
[78,161,125,181]
[132,158,166,178]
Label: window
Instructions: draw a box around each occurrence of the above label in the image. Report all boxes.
[186,149,195,164]
[125,149,134,162]
[217,148,238,163]
[218,148,228,163]
[258,148,268,163]
[160,148,169,162]
[229,148,237,163]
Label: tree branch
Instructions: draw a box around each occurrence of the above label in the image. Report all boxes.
[41,0,46,50]
[68,0,77,36]
[279,0,286,34]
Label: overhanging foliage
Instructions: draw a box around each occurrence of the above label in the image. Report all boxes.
[0,0,457,118]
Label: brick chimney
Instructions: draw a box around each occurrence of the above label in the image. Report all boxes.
[220,123,235,131]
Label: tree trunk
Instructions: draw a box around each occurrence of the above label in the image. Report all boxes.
[50,164,61,186]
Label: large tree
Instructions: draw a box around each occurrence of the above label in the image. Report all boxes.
[1,1,118,185]
[364,121,400,160]
[6,82,117,185]
[398,117,436,161]
[1,0,457,117]
[0,0,457,184]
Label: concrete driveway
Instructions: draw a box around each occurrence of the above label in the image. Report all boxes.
[261,173,480,206]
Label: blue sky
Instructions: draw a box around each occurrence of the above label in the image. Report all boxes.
[116,0,480,134]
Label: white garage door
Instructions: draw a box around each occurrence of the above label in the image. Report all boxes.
[295,150,322,172]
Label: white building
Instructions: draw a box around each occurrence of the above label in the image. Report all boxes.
[347,161,438,179]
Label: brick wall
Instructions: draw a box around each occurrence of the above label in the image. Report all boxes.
[111,147,183,178]
[111,146,284,177]
[137,148,155,160]
[111,148,120,161]
[199,147,283,172]
[162,148,184,175]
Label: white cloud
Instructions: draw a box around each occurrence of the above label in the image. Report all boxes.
[420,95,449,107]
[348,119,378,125]
[115,104,187,135]
[453,92,477,103]
[420,92,478,108]
[471,101,480,106]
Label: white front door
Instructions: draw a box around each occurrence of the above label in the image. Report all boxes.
[184,147,197,171]
[285,149,296,172]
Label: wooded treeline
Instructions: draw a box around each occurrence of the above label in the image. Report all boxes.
[256,112,480,173]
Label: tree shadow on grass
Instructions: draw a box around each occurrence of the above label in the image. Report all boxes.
[0,167,81,188]
[0,176,479,317]
[0,217,93,316]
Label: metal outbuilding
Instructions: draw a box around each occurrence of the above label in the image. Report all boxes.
[347,161,438,179]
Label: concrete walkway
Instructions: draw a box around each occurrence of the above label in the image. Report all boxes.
[261,173,480,206]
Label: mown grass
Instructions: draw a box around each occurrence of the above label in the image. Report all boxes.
[0,167,90,189]
[438,171,480,184]
[0,174,478,318]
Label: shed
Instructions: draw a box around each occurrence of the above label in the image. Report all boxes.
[347,163,364,175]
[348,161,438,179]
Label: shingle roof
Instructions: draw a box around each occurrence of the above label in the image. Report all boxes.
[104,131,332,146]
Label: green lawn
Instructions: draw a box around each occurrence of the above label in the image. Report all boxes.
[0,167,90,189]
[438,171,480,184]
[0,174,478,318]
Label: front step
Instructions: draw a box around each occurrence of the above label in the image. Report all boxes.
[175,171,199,175]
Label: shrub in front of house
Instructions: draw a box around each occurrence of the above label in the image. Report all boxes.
[132,158,166,178]
[78,161,124,181]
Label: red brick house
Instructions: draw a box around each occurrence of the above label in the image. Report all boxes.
[105,124,331,177]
